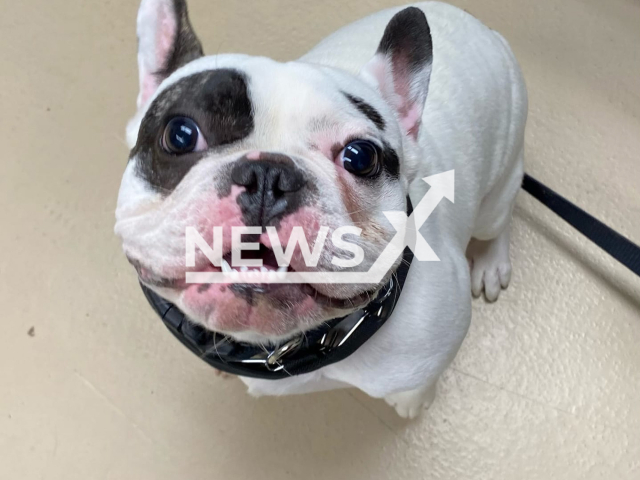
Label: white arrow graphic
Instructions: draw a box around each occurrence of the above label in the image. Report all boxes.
[185,170,455,284]
[363,170,455,282]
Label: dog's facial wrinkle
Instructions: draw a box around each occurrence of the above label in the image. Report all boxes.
[131,68,254,193]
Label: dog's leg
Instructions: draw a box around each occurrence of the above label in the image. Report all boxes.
[384,382,438,419]
[467,148,523,301]
[467,226,512,301]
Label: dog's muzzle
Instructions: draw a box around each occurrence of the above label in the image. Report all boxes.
[139,197,415,379]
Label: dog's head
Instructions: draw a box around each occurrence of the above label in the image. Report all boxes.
[116,0,433,343]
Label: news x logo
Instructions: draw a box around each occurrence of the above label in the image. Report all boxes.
[185,171,454,285]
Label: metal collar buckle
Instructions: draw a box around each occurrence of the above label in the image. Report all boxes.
[265,336,303,371]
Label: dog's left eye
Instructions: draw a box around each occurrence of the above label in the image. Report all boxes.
[339,140,380,177]
[162,117,206,154]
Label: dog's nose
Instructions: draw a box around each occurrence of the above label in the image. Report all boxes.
[231,154,306,226]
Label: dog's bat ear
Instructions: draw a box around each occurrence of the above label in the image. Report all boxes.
[360,7,433,139]
[135,0,203,109]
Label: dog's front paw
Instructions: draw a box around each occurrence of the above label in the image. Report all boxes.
[384,384,437,419]
[466,231,512,302]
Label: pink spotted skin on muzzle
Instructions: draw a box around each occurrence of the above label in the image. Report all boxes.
[180,201,330,336]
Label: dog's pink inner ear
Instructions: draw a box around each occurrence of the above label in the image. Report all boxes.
[135,0,203,109]
[138,4,177,108]
[360,7,433,140]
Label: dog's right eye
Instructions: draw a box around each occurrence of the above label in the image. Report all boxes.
[339,140,380,177]
[161,117,206,154]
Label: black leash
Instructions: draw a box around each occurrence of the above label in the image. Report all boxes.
[522,174,640,277]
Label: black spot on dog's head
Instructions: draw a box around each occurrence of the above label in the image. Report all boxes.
[131,69,254,192]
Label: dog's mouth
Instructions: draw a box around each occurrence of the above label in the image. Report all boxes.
[131,243,378,311]
[219,243,288,274]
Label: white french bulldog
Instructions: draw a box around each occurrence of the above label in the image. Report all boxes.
[116,0,526,418]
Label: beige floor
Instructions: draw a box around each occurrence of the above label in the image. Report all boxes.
[1,0,639,478]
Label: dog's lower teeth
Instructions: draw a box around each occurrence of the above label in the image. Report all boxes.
[277,266,288,273]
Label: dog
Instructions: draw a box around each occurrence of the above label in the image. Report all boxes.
[115,0,526,418]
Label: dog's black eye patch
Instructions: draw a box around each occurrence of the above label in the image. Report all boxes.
[342,92,386,131]
[131,68,254,193]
